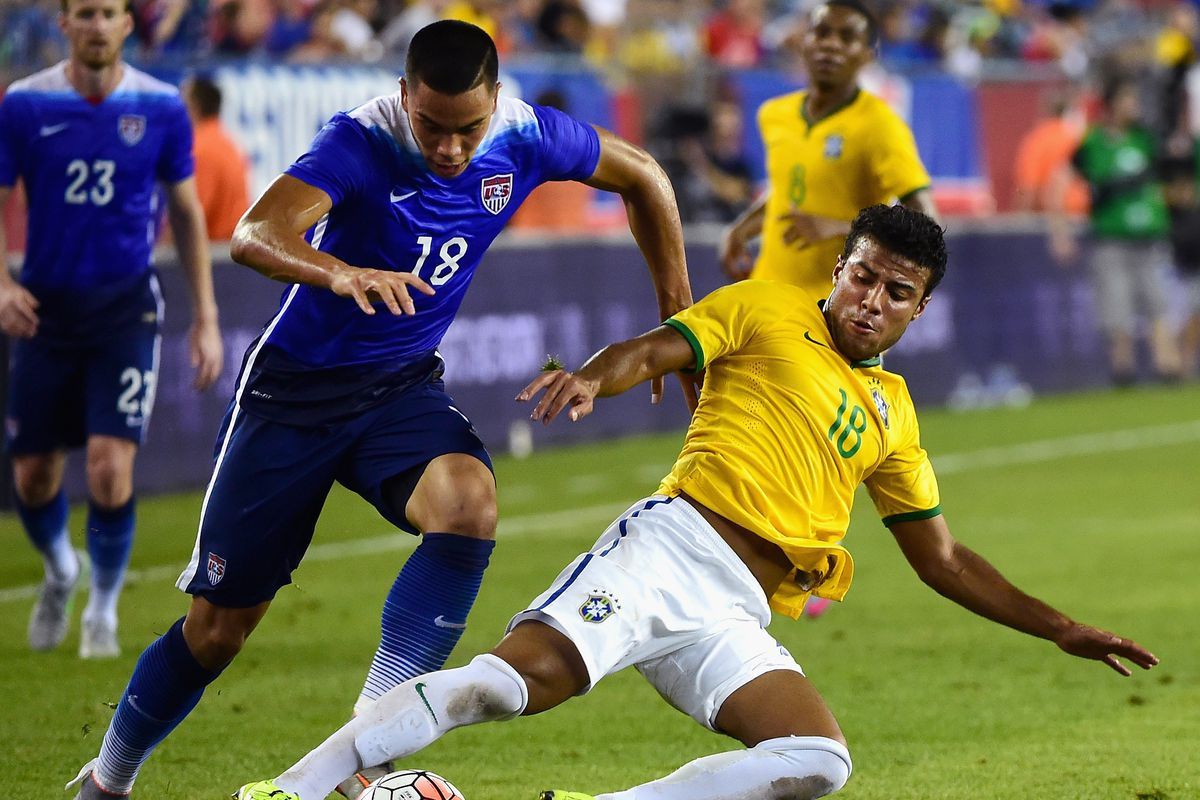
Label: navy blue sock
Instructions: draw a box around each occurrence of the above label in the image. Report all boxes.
[94,618,224,792]
[87,497,136,594]
[16,490,68,553]
[356,533,495,712]
[16,491,75,584]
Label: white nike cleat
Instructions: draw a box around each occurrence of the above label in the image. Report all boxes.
[28,551,85,652]
[67,759,129,798]
[80,616,120,659]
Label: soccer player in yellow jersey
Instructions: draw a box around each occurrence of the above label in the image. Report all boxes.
[236,205,1157,800]
[720,0,939,300]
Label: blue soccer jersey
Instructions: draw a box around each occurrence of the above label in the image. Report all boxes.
[0,62,194,296]
[266,93,601,369]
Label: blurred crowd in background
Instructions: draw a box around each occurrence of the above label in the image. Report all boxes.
[1,0,1195,82]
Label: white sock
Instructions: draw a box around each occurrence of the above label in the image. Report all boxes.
[44,537,78,587]
[83,574,124,624]
[277,653,528,799]
[598,736,852,800]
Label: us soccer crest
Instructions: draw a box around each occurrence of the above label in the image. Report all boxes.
[206,552,227,585]
[823,134,844,159]
[118,114,146,146]
[480,173,513,215]
[868,378,890,429]
[579,591,619,623]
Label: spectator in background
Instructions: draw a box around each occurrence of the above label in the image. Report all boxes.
[1162,134,1200,378]
[703,0,767,69]
[661,99,752,223]
[1050,76,1182,385]
[263,0,313,56]
[1014,90,1090,214]
[210,0,272,54]
[183,75,251,241]
[537,0,591,55]
[288,0,347,61]
[329,0,382,61]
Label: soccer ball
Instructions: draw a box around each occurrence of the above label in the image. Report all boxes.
[357,769,464,800]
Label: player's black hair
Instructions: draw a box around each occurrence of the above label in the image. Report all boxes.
[820,0,879,45]
[186,75,222,119]
[405,20,499,95]
[842,204,947,296]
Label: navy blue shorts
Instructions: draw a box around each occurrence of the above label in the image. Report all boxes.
[5,325,160,455]
[177,381,493,607]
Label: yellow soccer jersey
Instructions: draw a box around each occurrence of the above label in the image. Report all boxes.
[753,89,931,298]
[658,281,941,618]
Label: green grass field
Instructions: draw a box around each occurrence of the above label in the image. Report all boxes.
[2,386,1198,800]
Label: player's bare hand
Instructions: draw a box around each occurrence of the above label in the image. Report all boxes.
[330,267,435,316]
[719,226,753,281]
[677,370,702,413]
[189,318,224,391]
[0,280,40,338]
[1054,623,1159,676]
[516,369,598,424]
[779,207,842,249]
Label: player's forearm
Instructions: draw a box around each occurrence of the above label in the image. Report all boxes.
[230,217,354,291]
[619,165,693,318]
[169,204,219,322]
[920,542,1074,643]
[577,326,691,399]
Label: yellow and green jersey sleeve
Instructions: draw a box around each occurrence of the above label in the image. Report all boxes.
[657,282,942,618]
[752,90,931,298]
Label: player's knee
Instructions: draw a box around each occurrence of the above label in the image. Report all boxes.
[425,480,497,538]
[183,615,254,670]
[757,736,852,799]
[11,455,61,501]
[85,453,133,507]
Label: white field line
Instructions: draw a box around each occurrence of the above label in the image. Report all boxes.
[2,420,1197,605]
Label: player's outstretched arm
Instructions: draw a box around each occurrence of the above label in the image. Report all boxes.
[165,177,223,389]
[231,175,433,316]
[516,324,696,424]
[889,514,1159,677]
[585,127,697,408]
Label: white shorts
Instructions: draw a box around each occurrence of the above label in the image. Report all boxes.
[508,495,804,731]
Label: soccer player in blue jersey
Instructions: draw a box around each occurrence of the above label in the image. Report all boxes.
[0,0,222,662]
[68,19,693,800]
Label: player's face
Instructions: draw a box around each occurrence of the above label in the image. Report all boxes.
[803,5,874,89]
[60,0,132,70]
[824,236,931,362]
[401,78,499,180]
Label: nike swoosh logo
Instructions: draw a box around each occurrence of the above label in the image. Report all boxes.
[804,330,830,349]
[433,615,467,629]
[39,123,69,137]
[389,189,417,203]
[414,681,439,724]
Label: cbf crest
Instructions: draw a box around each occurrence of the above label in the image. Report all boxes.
[481,173,513,215]
[868,378,890,429]
[823,134,844,160]
[206,552,226,585]
[579,589,620,623]
[119,114,146,146]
